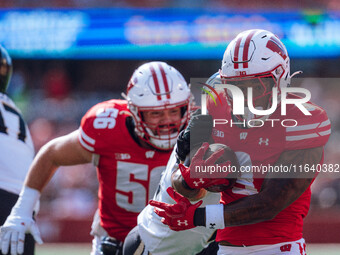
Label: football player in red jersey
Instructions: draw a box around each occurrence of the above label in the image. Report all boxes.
[0,61,191,255]
[151,29,331,255]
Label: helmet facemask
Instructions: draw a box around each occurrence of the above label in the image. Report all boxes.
[130,102,189,150]
[221,70,280,126]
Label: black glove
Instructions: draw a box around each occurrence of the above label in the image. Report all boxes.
[100,236,122,255]
[176,109,213,162]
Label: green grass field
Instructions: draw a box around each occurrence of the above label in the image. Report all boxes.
[307,244,340,255]
[36,243,91,255]
[35,243,340,255]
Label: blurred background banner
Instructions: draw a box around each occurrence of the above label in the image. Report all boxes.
[1,8,340,59]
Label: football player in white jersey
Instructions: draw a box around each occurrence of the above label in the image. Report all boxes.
[123,73,250,255]
[123,146,221,255]
[0,46,38,255]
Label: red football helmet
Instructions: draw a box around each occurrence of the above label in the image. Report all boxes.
[125,62,191,150]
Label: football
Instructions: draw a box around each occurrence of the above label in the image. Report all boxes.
[187,143,240,192]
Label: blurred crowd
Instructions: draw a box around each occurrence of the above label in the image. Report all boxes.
[0,0,340,10]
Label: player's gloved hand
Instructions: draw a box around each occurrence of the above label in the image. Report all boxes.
[0,215,43,255]
[179,142,231,189]
[149,187,202,231]
[0,187,43,255]
[176,109,213,162]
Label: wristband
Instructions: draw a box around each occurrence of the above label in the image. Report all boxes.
[11,186,41,217]
[205,204,225,230]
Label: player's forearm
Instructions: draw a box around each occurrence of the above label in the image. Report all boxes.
[224,193,281,225]
[195,176,316,227]
[194,192,277,227]
[221,179,313,226]
[195,147,323,227]
[25,130,92,192]
[24,140,62,192]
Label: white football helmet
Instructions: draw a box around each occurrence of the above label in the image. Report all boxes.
[126,61,191,150]
[220,29,292,122]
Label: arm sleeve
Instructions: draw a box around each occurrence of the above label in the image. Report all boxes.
[78,106,99,153]
[284,105,331,151]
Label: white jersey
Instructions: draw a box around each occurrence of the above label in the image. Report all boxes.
[138,146,221,255]
[0,93,34,194]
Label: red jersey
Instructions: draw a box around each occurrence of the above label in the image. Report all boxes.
[208,93,331,245]
[78,99,171,241]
